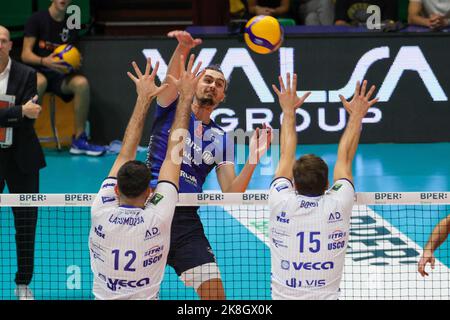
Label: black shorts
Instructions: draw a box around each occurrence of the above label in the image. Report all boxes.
[167,206,216,276]
[37,67,74,103]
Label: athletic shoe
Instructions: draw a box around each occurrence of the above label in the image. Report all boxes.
[15,285,34,300]
[70,133,106,156]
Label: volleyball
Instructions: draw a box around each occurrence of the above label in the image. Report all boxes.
[244,15,284,54]
[53,44,81,74]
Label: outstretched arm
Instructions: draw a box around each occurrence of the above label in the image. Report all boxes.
[158,54,204,188]
[418,215,450,277]
[335,80,378,184]
[157,31,202,106]
[108,59,167,177]
[272,73,311,180]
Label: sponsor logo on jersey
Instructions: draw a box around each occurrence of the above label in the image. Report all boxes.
[150,193,164,206]
[180,170,198,186]
[98,273,151,292]
[145,245,164,256]
[272,238,287,249]
[102,196,116,204]
[328,229,347,251]
[94,225,105,239]
[90,249,105,262]
[292,261,334,271]
[144,227,160,241]
[328,241,346,251]
[102,183,116,189]
[328,212,343,223]
[143,246,164,268]
[108,215,144,226]
[276,212,290,224]
[329,230,346,241]
[285,278,326,289]
[299,200,318,209]
[275,184,289,192]
[281,260,290,270]
[332,183,343,191]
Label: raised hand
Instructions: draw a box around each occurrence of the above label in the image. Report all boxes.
[272,73,311,114]
[249,123,273,164]
[127,58,168,101]
[166,54,204,98]
[339,80,378,120]
[418,250,436,277]
[168,30,202,50]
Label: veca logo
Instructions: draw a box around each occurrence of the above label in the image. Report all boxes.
[332,183,343,191]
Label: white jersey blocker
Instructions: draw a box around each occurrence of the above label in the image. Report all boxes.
[269,177,355,300]
[89,178,178,300]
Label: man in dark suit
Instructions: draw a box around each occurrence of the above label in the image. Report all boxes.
[0,25,45,300]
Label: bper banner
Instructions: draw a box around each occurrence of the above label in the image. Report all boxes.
[80,35,450,145]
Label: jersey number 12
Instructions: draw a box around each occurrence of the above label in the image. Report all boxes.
[112,249,137,272]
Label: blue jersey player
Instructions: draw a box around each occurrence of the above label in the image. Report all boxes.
[146,31,271,299]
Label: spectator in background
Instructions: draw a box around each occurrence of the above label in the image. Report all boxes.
[335,0,397,26]
[248,0,291,17]
[0,25,45,300]
[21,0,106,156]
[297,0,335,25]
[408,0,450,29]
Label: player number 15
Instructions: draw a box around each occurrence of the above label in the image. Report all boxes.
[296,232,321,253]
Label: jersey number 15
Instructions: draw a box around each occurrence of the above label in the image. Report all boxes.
[297,231,321,253]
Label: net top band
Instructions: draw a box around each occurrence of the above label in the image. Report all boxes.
[0,192,449,207]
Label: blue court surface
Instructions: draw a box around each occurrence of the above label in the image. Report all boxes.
[1,142,449,299]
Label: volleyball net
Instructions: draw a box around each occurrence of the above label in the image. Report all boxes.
[0,192,449,300]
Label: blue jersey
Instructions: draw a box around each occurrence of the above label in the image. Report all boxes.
[146,98,234,193]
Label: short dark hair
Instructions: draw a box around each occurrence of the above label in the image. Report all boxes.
[117,160,151,198]
[293,154,328,196]
[204,64,228,91]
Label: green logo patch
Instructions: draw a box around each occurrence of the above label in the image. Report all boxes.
[150,193,164,205]
[332,183,343,191]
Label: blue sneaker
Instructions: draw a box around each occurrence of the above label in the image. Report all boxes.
[70,133,106,156]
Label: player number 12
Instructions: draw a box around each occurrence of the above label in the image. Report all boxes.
[112,249,137,272]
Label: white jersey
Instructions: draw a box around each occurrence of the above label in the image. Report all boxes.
[89,178,178,300]
[269,177,355,300]
[410,0,450,18]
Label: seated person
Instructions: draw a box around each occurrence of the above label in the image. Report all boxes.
[247,0,291,18]
[335,0,397,26]
[21,0,105,156]
[297,0,335,25]
[408,0,450,29]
